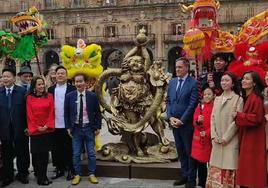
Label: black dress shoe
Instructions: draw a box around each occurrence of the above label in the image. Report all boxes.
[185,182,196,188]
[173,177,187,186]
[45,177,52,184]
[66,170,74,181]
[2,178,14,187]
[37,179,50,186]
[15,174,29,184]
[51,170,64,179]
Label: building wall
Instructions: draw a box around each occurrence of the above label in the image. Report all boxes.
[0,0,268,73]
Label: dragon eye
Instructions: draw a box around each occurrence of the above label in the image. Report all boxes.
[65,53,71,58]
[89,51,97,58]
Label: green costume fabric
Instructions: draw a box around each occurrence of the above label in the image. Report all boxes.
[11,35,35,62]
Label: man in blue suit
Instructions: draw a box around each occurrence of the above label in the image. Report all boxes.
[167,57,198,188]
[0,68,30,187]
[64,73,101,185]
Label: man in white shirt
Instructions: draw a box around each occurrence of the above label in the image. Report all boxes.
[48,66,76,181]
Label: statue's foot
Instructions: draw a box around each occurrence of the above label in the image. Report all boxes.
[160,145,170,154]
[142,147,149,155]
[161,137,170,146]
[137,149,144,157]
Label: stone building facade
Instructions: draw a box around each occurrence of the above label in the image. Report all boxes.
[0,0,267,74]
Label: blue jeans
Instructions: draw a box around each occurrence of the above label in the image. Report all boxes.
[72,126,96,176]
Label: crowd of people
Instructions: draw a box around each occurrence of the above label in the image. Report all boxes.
[0,53,267,188]
[167,55,268,188]
[0,65,101,187]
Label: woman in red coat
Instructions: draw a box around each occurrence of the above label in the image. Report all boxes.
[235,71,267,188]
[26,76,55,186]
[191,87,214,188]
[264,71,268,178]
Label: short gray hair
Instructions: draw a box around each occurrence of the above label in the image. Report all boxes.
[175,57,190,69]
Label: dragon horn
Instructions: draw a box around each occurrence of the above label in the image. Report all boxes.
[215,0,220,10]
[179,3,193,13]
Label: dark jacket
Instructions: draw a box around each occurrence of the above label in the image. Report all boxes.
[64,90,102,132]
[48,83,76,97]
[201,71,224,96]
[167,76,198,126]
[0,85,27,140]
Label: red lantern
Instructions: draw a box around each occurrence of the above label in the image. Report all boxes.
[183,28,205,58]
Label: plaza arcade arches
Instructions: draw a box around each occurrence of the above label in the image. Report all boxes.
[43,50,59,70]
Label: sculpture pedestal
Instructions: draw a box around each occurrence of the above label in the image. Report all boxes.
[81,160,181,180]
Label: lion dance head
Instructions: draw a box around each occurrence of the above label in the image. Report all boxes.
[60,39,103,79]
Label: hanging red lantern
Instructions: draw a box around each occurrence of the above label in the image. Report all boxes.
[183,28,205,58]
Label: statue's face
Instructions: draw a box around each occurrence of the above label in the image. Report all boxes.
[129,56,144,72]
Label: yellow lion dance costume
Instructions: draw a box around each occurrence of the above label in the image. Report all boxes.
[61,39,103,151]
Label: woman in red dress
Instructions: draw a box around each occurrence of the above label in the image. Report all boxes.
[264,71,268,179]
[191,87,214,188]
[26,76,55,186]
[235,71,267,188]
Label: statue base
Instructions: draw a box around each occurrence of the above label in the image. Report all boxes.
[81,160,181,180]
[96,141,177,163]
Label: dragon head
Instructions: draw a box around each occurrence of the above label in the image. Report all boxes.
[61,39,103,79]
[10,6,45,35]
[180,0,220,32]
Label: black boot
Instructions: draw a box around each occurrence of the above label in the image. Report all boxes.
[66,170,74,181]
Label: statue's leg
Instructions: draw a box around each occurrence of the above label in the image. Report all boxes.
[133,133,144,156]
[150,117,170,146]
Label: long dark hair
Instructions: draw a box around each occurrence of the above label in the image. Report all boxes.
[28,76,48,97]
[241,71,264,100]
[221,71,241,96]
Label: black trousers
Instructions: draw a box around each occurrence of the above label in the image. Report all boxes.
[32,152,49,181]
[191,157,207,188]
[51,129,73,172]
[1,136,30,180]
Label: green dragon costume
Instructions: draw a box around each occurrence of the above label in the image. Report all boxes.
[0,6,48,64]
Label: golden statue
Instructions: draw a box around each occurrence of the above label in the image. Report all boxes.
[95,29,176,163]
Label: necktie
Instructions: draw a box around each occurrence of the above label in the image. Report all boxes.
[7,88,12,110]
[79,94,83,126]
[176,78,184,93]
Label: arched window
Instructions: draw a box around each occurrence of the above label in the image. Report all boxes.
[47,29,55,40]
[73,0,82,7]
[136,24,148,35]
[44,0,53,8]
[96,26,100,36]
[20,1,28,11]
[104,0,116,6]
[73,27,86,38]
[105,26,116,38]
[121,25,126,35]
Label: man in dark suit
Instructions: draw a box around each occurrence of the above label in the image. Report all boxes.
[48,65,76,181]
[0,68,30,187]
[64,73,101,185]
[167,57,198,188]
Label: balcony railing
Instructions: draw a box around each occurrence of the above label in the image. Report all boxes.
[65,37,89,45]
[163,34,184,42]
[65,34,155,45]
[46,38,61,46]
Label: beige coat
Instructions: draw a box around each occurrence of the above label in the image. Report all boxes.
[210,91,244,170]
